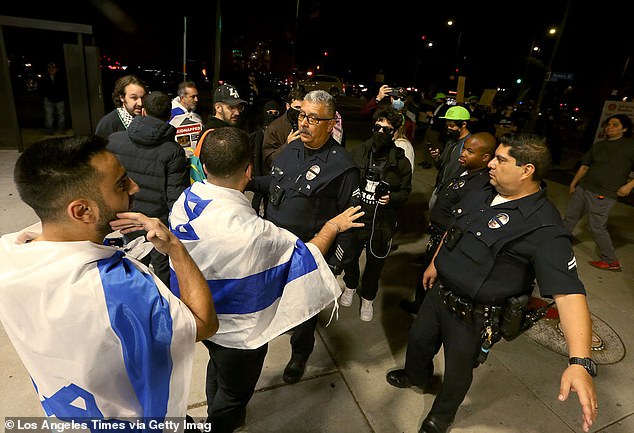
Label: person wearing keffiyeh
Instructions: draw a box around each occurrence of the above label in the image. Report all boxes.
[95,75,147,140]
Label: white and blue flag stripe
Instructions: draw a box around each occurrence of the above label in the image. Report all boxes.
[0,225,196,427]
[169,181,340,349]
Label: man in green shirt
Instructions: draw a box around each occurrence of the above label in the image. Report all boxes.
[564,114,634,271]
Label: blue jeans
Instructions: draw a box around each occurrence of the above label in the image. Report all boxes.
[44,97,65,131]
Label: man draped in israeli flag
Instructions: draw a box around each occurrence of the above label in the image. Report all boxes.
[0,136,217,430]
[169,127,363,432]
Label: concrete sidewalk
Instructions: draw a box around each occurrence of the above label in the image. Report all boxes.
[1,146,633,433]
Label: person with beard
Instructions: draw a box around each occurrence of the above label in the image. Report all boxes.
[250,100,282,214]
[106,91,190,287]
[95,75,147,139]
[195,84,247,156]
[262,88,306,172]
[340,107,412,321]
[0,135,217,423]
[249,90,361,384]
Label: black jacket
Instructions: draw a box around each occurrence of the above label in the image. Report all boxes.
[352,138,412,238]
[107,115,189,224]
[250,137,360,269]
[200,115,231,136]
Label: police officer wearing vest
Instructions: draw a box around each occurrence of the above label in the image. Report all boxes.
[401,132,497,315]
[250,90,361,384]
[387,134,598,433]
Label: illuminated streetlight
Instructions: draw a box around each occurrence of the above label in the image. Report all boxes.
[529,0,571,130]
[446,18,462,81]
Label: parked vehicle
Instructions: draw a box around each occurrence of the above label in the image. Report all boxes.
[298,74,345,96]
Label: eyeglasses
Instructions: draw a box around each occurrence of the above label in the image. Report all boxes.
[266,110,280,116]
[392,96,406,101]
[298,111,334,125]
[373,124,395,135]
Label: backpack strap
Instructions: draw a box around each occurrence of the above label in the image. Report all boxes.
[193,128,214,157]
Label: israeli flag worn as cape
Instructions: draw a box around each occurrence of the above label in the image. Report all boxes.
[170,181,340,349]
[0,223,196,426]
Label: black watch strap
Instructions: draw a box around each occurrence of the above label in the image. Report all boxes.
[569,357,597,377]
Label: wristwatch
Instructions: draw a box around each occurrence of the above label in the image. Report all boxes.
[569,357,597,377]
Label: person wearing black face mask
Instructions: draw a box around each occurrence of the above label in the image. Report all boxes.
[250,100,282,215]
[262,88,306,172]
[340,107,412,321]
[428,105,471,212]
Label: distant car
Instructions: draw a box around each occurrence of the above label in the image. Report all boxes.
[130,66,183,97]
[298,74,345,96]
[346,81,369,98]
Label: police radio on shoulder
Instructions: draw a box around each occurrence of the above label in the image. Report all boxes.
[569,357,597,377]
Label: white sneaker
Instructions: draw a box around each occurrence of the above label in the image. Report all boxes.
[360,298,374,322]
[340,288,356,307]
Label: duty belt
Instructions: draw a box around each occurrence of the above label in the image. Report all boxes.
[438,281,502,324]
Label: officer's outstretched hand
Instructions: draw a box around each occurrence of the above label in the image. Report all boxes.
[328,206,365,233]
[110,212,178,255]
[422,262,438,290]
[558,366,598,432]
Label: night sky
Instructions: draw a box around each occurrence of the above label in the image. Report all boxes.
[3,0,632,108]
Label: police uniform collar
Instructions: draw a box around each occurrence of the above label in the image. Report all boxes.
[467,167,489,176]
[490,182,548,219]
[290,137,339,163]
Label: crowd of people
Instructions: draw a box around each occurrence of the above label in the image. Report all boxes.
[5,68,634,433]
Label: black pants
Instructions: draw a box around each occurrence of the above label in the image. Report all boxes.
[408,232,441,310]
[405,282,484,424]
[202,340,268,433]
[289,314,319,360]
[342,228,390,301]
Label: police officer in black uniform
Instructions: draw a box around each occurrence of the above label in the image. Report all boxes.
[401,132,497,314]
[250,90,360,384]
[387,134,598,433]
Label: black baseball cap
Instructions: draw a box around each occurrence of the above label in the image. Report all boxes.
[213,84,246,105]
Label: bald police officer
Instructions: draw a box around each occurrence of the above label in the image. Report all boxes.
[401,132,497,314]
[250,90,361,384]
[388,134,598,433]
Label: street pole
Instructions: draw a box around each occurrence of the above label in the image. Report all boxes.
[182,16,187,81]
[291,0,299,72]
[213,0,222,89]
[529,0,571,131]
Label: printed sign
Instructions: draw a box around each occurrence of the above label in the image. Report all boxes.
[593,101,634,143]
